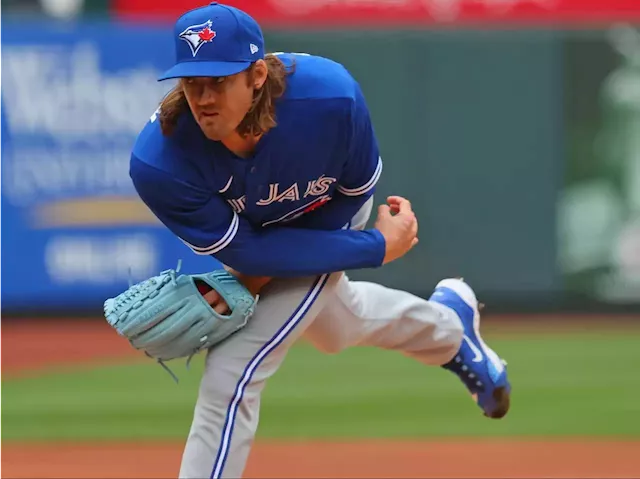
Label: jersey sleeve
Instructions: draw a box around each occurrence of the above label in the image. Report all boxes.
[130,155,238,255]
[336,85,383,198]
[130,154,386,277]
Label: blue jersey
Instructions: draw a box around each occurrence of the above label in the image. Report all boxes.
[130,53,385,277]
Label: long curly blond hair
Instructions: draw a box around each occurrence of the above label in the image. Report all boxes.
[158,54,293,137]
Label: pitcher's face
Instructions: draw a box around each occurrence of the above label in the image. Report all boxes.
[182,71,254,141]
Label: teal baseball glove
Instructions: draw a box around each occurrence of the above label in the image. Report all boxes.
[103,263,256,381]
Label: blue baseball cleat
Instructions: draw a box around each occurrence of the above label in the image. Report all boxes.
[429,278,511,419]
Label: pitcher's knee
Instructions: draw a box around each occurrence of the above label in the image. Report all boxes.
[437,309,466,359]
[306,334,350,354]
[450,313,465,340]
[196,360,246,410]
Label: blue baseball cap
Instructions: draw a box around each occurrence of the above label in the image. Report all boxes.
[158,2,265,81]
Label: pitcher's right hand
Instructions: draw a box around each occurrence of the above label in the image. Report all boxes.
[374,195,419,265]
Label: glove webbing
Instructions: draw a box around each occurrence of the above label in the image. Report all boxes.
[127,259,195,384]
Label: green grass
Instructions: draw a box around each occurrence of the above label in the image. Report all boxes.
[3,331,640,442]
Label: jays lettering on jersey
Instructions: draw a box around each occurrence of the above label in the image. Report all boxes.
[130,53,386,277]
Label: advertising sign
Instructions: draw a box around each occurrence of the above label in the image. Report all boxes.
[559,25,640,303]
[1,23,221,310]
[114,0,640,27]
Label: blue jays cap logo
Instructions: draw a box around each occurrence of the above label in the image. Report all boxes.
[179,20,217,57]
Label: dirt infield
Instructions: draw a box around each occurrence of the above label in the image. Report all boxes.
[5,315,639,376]
[3,317,640,478]
[2,318,141,377]
[3,440,640,478]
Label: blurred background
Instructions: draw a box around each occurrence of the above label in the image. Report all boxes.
[2,1,640,478]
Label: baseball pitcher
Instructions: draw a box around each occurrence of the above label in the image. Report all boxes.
[103,3,512,478]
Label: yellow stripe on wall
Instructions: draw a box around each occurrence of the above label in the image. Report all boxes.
[31,197,162,228]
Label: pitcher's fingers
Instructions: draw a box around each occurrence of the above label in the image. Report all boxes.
[396,197,414,215]
[214,300,231,315]
[387,196,408,210]
[411,220,418,237]
[387,195,407,203]
[387,195,402,204]
[202,289,221,305]
[378,204,391,217]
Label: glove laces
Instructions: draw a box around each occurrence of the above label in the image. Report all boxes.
[114,260,182,318]
[124,260,191,384]
[151,350,198,384]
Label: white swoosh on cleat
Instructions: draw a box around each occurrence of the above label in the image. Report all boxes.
[463,335,484,362]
